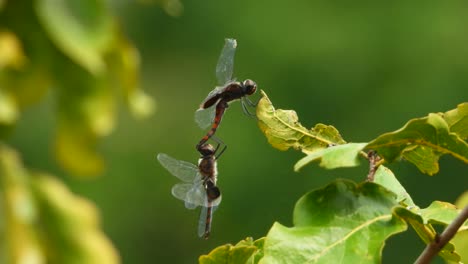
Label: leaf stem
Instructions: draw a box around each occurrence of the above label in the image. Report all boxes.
[414,205,468,264]
[366,150,381,182]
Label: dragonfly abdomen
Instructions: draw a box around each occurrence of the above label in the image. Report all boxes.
[196,100,228,149]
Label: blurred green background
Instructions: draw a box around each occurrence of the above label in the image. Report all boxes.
[6,0,468,263]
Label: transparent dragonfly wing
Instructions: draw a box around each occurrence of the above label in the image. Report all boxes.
[171,183,196,206]
[197,204,220,238]
[194,104,216,129]
[216,38,237,85]
[183,179,208,209]
[157,153,198,182]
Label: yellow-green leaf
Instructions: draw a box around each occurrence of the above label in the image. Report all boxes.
[199,237,263,264]
[35,0,115,75]
[442,102,468,140]
[257,90,345,153]
[0,30,26,69]
[0,89,18,124]
[0,144,44,264]
[55,122,105,176]
[0,144,119,264]
[105,34,156,119]
[447,192,468,264]
[394,201,467,263]
[366,110,468,175]
[32,174,120,264]
[294,142,367,171]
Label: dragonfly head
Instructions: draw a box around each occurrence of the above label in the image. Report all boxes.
[198,143,216,157]
[242,79,257,95]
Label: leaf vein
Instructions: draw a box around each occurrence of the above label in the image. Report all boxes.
[308,214,392,263]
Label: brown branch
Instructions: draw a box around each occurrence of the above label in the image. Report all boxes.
[366,150,381,182]
[414,205,468,264]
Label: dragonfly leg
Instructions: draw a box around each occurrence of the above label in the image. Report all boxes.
[245,96,258,107]
[241,98,258,119]
[211,135,227,159]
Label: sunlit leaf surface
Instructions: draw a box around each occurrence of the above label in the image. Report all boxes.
[0,144,44,264]
[0,1,154,176]
[0,89,18,124]
[393,205,460,262]
[448,192,468,264]
[35,0,114,75]
[442,102,468,140]
[394,201,468,262]
[0,144,119,264]
[199,237,264,264]
[105,34,155,119]
[373,165,415,207]
[257,90,346,153]
[260,180,407,264]
[294,143,367,171]
[366,108,468,175]
[55,122,105,176]
[374,166,466,262]
[32,174,120,264]
[0,30,26,69]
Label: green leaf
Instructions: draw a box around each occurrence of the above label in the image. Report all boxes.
[55,121,105,176]
[419,201,468,228]
[260,180,407,264]
[0,30,26,69]
[442,102,468,140]
[0,144,119,264]
[366,110,468,175]
[401,145,440,175]
[294,143,367,171]
[373,165,416,207]
[0,144,44,264]
[448,193,468,264]
[455,191,468,209]
[32,174,120,264]
[256,90,346,153]
[448,230,468,264]
[0,89,18,124]
[394,201,467,263]
[35,0,115,75]
[373,167,465,262]
[53,60,115,176]
[199,237,264,264]
[105,34,156,119]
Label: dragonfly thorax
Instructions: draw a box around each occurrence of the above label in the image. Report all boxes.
[198,155,218,181]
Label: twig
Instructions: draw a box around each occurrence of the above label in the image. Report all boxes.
[414,205,468,264]
[366,150,381,182]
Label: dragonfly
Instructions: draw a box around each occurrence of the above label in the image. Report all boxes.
[157,143,224,239]
[195,38,258,150]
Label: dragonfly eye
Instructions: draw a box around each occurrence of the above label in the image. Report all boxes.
[243,79,257,95]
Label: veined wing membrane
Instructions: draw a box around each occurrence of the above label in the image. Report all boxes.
[171,182,198,209]
[198,204,219,238]
[157,153,198,182]
[216,38,237,85]
[194,105,216,129]
[184,181,208,208]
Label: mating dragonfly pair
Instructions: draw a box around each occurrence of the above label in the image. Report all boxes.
[157,39,257,239]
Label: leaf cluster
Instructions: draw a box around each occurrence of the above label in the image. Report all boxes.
[201,91,468,263]
[0,144,119,263]
[0,0,155,176]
